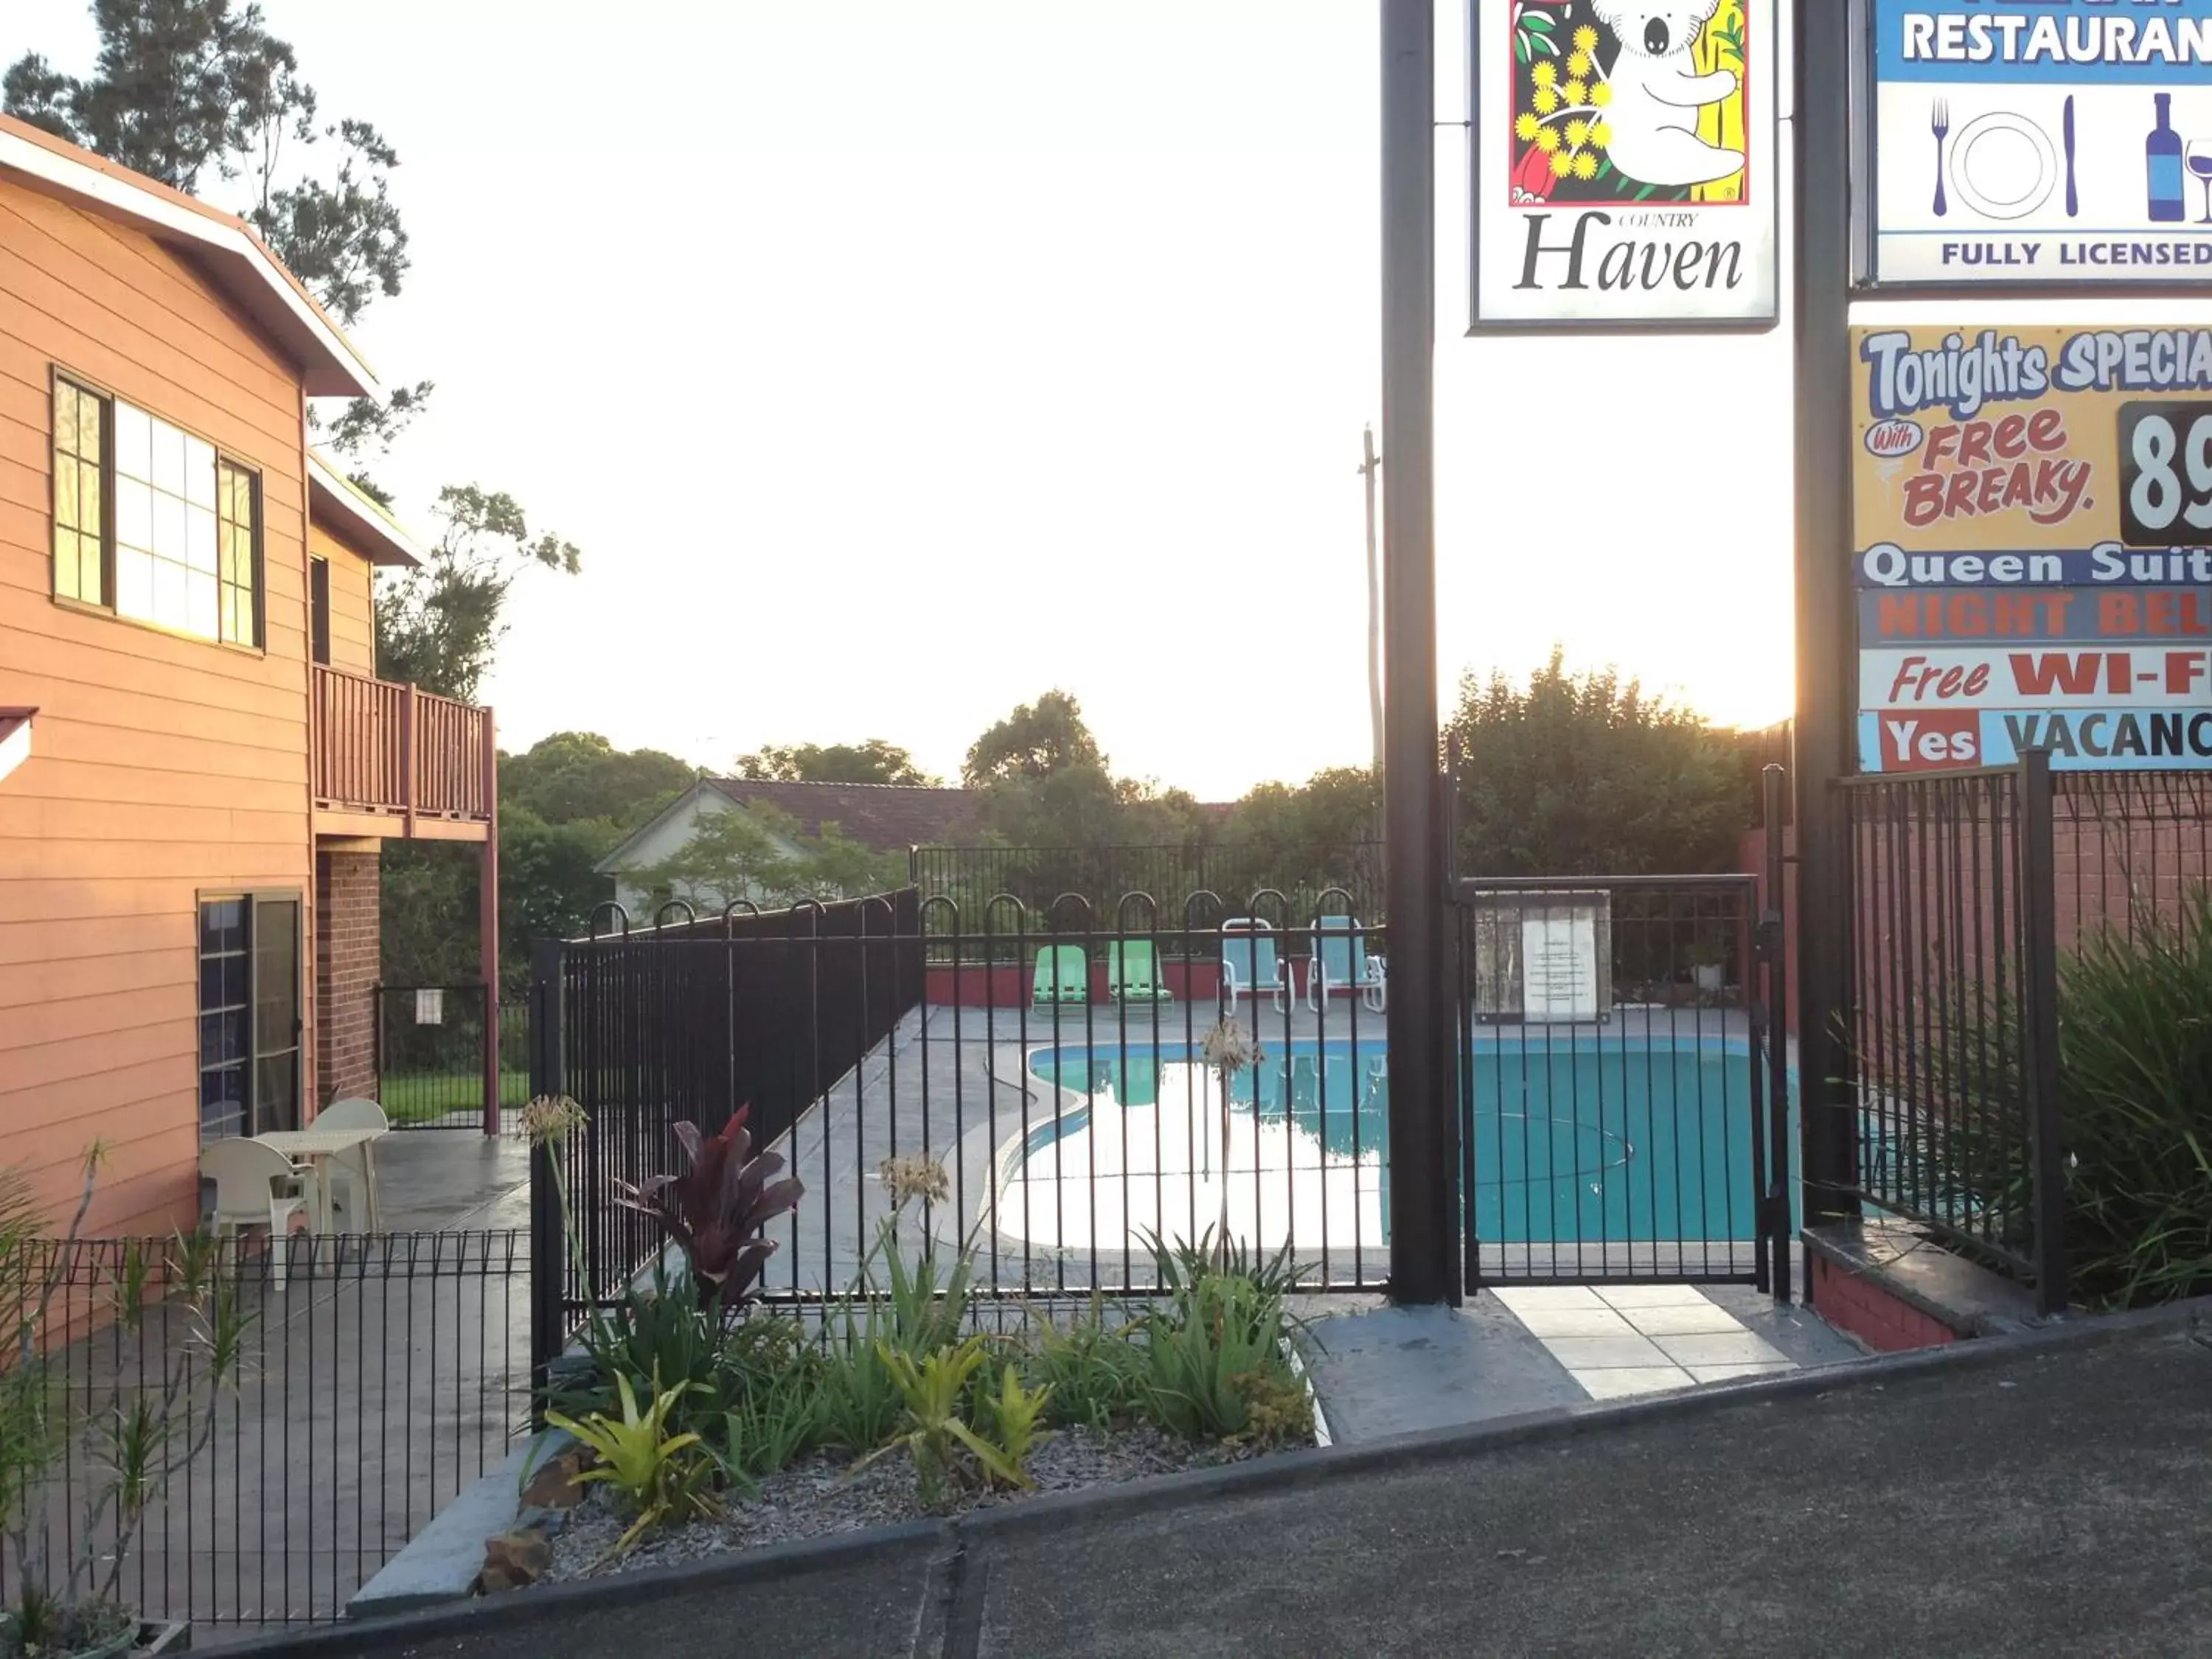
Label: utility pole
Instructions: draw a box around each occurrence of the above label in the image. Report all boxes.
[1380,0,1453,1304]
[1791,0,1859,1222]
[1360,425,1385,784]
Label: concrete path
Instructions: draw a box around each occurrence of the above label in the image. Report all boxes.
[1298,1279,1865,1441]
[232,1306,2212,1658]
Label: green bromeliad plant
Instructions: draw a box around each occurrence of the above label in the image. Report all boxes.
[848,1335,1049,1507]
[544,1366,720,1563]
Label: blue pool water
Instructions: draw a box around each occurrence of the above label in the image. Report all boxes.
[1011,1037,1798,1252]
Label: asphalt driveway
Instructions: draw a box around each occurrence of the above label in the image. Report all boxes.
[233,1305,2212,1658]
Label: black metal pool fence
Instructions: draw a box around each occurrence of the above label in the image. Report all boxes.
[528,879,1791,1372]
[0,1231,529,1635]
[908,842,1386,933]
[1835,759,2212,1316]
[1838,757,2065,1311]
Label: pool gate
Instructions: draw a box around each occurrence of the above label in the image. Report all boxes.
[1450,870,1792,1298]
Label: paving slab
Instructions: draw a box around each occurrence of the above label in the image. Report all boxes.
[1298,1298,1587,1441]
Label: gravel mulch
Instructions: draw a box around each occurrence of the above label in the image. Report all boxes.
[540,1425,1270,1585]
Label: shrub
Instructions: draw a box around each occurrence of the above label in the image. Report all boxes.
[555,1269,737,1439]
[2051,886,2212,1307]
[1902,883,2212,1310]
[1140,1270,1310,1447]
[720,1315,827,1482]
[1023,1298,1146,1431]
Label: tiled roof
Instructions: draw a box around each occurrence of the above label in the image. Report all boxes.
[706,779,984,852]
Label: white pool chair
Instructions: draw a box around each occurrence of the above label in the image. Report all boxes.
[1220,919,1290,1017]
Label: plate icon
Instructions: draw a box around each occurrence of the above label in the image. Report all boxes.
[1950,111,2058,220]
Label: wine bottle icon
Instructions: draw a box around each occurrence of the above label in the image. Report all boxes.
[2149,92,2187,222]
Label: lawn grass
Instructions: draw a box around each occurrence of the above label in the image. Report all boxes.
[379,1069,533,1124]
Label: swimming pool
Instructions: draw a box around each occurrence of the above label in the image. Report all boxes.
[995,1037,1797,1255]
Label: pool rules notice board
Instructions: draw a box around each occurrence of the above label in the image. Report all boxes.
[1470,0,1778,328]
[1853,324,2212,773]
[1869,0,2212,287]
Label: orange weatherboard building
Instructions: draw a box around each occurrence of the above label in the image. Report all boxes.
[0,114,497,1235]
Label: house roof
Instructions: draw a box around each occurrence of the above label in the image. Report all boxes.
[595,779,985,877]
[307,451,423,568]
[0,114,380,400]
[704,779,984,850]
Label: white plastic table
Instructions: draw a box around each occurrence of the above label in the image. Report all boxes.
[256,1125,385,1233]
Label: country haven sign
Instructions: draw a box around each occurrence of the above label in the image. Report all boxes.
[1470,0,1779,328]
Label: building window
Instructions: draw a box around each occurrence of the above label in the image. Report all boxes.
[218,459,260,647]
[51,378,105,605]
[52,376,261,648]
[198,894,302,1140]
[309,556,331,664]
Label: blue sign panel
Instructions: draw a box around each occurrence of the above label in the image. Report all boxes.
[1870,0,2212,285]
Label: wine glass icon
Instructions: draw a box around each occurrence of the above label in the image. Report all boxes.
[2190,138,2212,222]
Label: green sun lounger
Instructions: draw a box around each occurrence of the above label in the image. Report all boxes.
[1032,944,1090,1006]
[1106,940,1173,1004]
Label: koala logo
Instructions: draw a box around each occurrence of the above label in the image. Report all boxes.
[1587,1,1745,188]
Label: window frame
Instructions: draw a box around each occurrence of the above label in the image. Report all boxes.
[195,888,304,1143]
[49,366,268,655]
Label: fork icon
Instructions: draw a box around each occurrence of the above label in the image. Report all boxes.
[1932,98,1951,215]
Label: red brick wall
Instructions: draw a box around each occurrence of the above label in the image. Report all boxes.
[1751,784,2212,1045]
[1809,1253,1959,1353]
[316,849,380,1113]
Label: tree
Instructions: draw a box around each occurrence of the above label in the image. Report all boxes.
[498,813,619,992]
[734,740,939,787]
[6,1,425,447]
[961,691,1102,786]
[631,803,903,915]
[375,486,580,703]
[503,732,697,830]
[1444,647,1747,877]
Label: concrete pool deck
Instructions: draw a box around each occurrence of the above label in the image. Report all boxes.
[754,1001,1411,1297]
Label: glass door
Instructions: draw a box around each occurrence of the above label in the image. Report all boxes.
[251,897,302,1135]
[198,892,302,1138]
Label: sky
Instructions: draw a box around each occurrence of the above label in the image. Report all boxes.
[10,0,1805,801]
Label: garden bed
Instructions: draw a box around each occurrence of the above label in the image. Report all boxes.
[540,1425,1270,1585]
[501,1095,1321,1600]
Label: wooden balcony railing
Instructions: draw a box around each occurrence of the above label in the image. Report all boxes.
[313,665,494,827]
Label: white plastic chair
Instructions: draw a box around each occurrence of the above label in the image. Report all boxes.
[316,1097,389,1232]
[200,1138,312,1289]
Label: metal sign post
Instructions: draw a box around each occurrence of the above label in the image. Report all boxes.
[1792,0,1861,1222]
[1380,0,1455,1306]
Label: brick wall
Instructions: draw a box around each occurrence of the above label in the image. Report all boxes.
[1809,1253,1959,1353]
[316,849,381,1111]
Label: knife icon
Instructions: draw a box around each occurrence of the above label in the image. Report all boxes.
[2065,95,2079,217]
